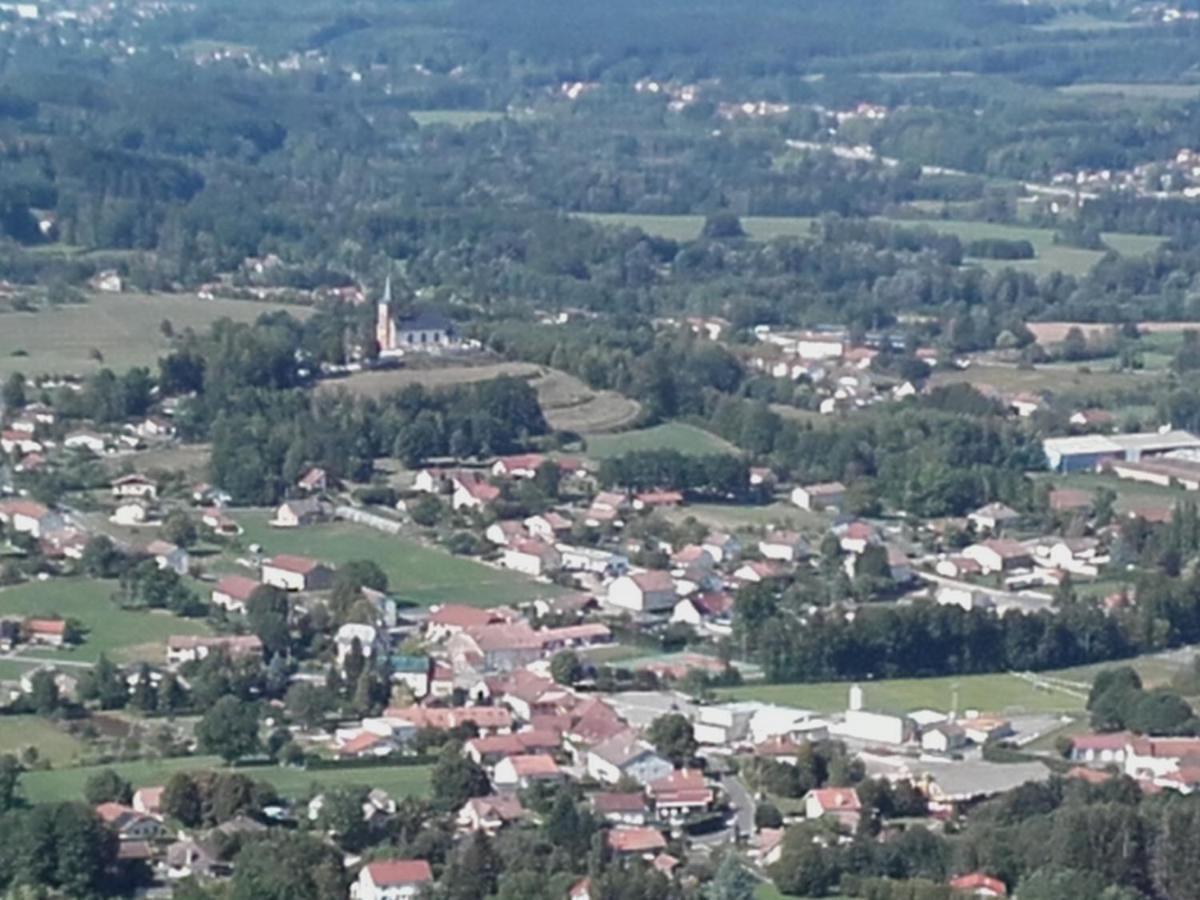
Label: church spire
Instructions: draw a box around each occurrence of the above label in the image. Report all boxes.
[382,274,392,306]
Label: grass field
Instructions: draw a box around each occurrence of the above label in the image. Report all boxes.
[533,370,642,434]
[318,362,542,398]
[20,756,432,804]
[585,422,736,460]
[1058,83,1200,100]
[580,213,1163,277]
[930,363,1164,397]
[234,511,563,607]
[1039,471,1182,512]
[409,110,506,127]
[0,579,212,664]
[715,671,1086,716]
[0,292,311,378]
[0,715,86,767]
[665,501,823,532]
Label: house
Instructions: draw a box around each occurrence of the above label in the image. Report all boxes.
[492,754,564,789]
[63,430,108,454]
[962,539,1032,574]
[756,828,786,867]
[701,532,740,564]
[590,792,648,825]
[297,467,328,493]
[94,803,170,842]
[384,705,513,736]
[607,826,667,858]
[25,618,67,647]
[19,665,78,699]
[501,540,561,577]
[558,544,629,577]
[352,859,434,900]
[1124,737,1200,779]
[671,591,734,633]
[426,604,504,642]
[949,873,1007,898]
[390,655,431,697]
[166,635,263,665]
[586,730,674,785]
[791,481,846,512]
[272,498,326,528]
[261,554,334,591]
[457,793,526,834]
[838,521,879,555]
[960,716,1013,745]
[448,623,545,672]
[523,511,573,542]
[750,467,776,489]
[112,501,149,526]
[132,786,164,817]
[1069,732,1132,767]
[485,520,527,547]
[921,722,967,754]
[211,575,260,615]
[538,623,613,653]
[147,540,189,576]
[759,531,811,562]
[633,490,684,510]
[452,472,501,510]
[607,571,678,613]
[1048,488,1094,514]
[647,768,713,821]
[733,560,784,583]
[586,490,629,525]
[0,499,55,537]
[202,507,242,536]
[1070,409,1115,430]
[133,415,176,440]
[967,502,1020,532]
[804,787,862,830]
[0,430,42,456]
[111,474,158,500]
[1043,537,1106,576]
[412,468,450,494]
[165,838,226,880]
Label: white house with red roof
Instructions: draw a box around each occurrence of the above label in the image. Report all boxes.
[607,826,667,858]
[804,787,862,830]
[791,481,846,512]
[297,467,328,493]
[838,521,879,555]
[0,498,57,538]
[948,872,1007,897]
[493,753,564,789]
[524,511,573,542]
[25,618,67,647]
[647,768,713,821]
[260,554,333,591]
[456,793,526,834]
[1124,736,1200,779]
[758,531,811,563]
[962,539,1032,574]
[501,539,561,577]
[1069,732,1132,767]
[211,575,260,615]
[425,604,504,641]
[352,859,433,900]
[452,472,501,510]
[607,570,678,613]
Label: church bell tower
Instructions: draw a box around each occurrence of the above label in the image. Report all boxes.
[375,275,393,352]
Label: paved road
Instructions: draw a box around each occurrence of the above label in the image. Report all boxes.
[722,774,756,840]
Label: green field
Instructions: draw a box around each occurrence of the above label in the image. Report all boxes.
[0,579,211,664]
[665,502,822,532]
[409,110,506,127]
[715,671,1086,716]
[0,292,311,378]
[20,756,431,804]
[235,512,563,607]
[0,715,86,767]
[580,213,1163,277]
[930,363,1164,397]
[585,422,736,460]
[1058,83,1200,101]
[1039,471,1183,512]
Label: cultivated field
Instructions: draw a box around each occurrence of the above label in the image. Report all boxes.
[533,369,641,434]
[0,579,212,664]
[0,292,311,378]
[585,422,736,460]
[20,756,432,804]
[0,715,85,767]
[580,213,1163,277]
[234,511,565,607]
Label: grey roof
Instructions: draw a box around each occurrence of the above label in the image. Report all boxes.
[395,310,454,333]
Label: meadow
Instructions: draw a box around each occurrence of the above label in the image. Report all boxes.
[317,361,542,398]
[929,362,1164,397]
[0,578,212,664]
[19,756,432,804]
[409,110,507,127]
[0,715,86,767]
[234,511,563,607]
[1058,83,1200,101]
[585,422,736,460]
[0,292,311,378]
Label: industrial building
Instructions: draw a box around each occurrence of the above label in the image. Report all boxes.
[1042,430,1200,473]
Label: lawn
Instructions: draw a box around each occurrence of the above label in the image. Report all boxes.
[0,715,86,767]
[234,512,564,607]
[0,579,212,664]
[409,110,506,127]
[580,213,1163,277]
[0,292,311,378]
[664,502,823,532]
[1038,471,1183,512]
[585,422,736,460]
[715,671,1087,716]
[20,756,432,804]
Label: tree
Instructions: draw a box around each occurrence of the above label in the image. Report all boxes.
[162,772,203,827]
[162,510,198,548]
[158,672,187,713]
[431,743,490,808]
[246,585,291,657]
[709,852,757,900]
[196,695,261,764]
[0,754,21,813]
[79,535,124,579]
[318,785,371,851]
[77,654,128,710]
[1,372,26,409]
[550,650,583,686]
[285,682,333,729]
[702,212,746,240]
[28,669,60,715]
[646,713,698,767]
[229,832,346,900]
[83,769,132,805]
[441,830,502,900]
[755,802,783,829]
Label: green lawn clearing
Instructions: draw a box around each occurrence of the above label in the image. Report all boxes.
[665,501,822,532]
[19,756,432,804]
[0,291,311,378]
[0,579,211,664]
[585,422,736,460]
[234,512,563,607]
[929,363,1164,397]
[0,715,86,767]
[409,110,506,127]
[1058,83,1200,101]
[715,671,1086,716]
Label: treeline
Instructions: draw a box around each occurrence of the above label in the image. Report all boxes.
[596,449,751,499]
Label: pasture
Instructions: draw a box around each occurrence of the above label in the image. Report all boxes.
[19,756,432,804]
[0,715,86,767]
[929,363,1163,397]
[0,579,212,664]
[234,511,564,607]
[585,422,736,460]
[0,292,311,378]
[318,361,542,398]
[714,671,1086,716]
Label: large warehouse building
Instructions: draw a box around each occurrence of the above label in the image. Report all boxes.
[1043,430,1200,473]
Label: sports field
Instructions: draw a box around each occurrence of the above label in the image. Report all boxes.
[19,756,432,804]
[0,292,311,378]
[585,422,736,460]
[0,715,86,767]
[0,579,212,664]
[234,511,564,607]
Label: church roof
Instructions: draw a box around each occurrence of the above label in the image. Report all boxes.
[395,310,454,332]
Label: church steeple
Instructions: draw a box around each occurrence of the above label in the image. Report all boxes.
[375,275,394,352]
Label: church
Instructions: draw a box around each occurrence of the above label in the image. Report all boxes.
[375,277,458,356]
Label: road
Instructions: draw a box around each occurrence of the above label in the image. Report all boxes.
[914,570,1055,615]
[722,774,756,839]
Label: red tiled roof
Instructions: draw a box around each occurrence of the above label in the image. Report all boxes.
[385,705,513,731]
[428,604,500,628]
[607,826,667,853]
[365,860,433,887]
[591,792,646,814]
[215,575,260,602]
[26,618,66,635]
[503,754,560,776]
[809,787,862,812]
[264,554,323,575]
[631,570,675,592]
[949,872,1006,896]
[1071,732,1132,752]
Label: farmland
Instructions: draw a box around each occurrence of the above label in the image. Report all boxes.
[0,292,311,378]
[317,361,542,398]
[19,756,432,804]
[0,715,86,767]
[585,422,736,460]
[0,579,212,664]
[233,511,564,607]
[929,362,1164,397]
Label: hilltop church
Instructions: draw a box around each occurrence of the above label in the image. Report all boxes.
[375,277,458,356]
